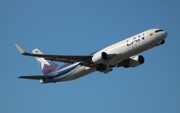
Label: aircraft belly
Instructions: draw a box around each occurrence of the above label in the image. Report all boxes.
[62,66,96,81]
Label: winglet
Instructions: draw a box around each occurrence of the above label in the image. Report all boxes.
[15,44,26,55]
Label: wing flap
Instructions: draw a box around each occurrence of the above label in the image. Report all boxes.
[18,75,52,80]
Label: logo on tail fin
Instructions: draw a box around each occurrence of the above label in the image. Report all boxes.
[32,48,59,75]
[37,58,51,70]
[36,50,39,53]
[36,57,59,75]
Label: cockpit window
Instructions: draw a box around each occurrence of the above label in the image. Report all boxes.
[155,30,163,33]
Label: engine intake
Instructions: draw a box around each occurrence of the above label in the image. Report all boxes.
[128,55,145,68]
[92,52,108,64]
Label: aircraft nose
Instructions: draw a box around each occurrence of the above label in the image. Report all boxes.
[159,31,168,40]
[163,31,168,39]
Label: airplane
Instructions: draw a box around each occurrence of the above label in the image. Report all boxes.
[15,28,167,84]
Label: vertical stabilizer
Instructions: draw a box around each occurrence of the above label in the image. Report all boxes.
[32,49,59,75]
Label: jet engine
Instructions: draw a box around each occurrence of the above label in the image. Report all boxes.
[128,55,145,68]
[92,52,108,64]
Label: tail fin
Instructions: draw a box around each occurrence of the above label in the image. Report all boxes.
[32,49,59,75]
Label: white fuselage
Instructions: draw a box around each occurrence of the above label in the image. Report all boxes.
[40,29,167,83]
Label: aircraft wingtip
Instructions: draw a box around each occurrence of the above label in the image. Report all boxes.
[15,44,26,55]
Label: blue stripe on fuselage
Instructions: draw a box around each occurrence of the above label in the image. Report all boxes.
[51,63,80,79]
[47,51,98,79]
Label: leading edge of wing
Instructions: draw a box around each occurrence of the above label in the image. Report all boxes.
[15,44,93,63]
[18,75,52,80]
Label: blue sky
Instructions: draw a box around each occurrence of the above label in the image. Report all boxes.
[1,0,180,113]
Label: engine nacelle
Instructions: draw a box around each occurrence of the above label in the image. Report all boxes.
[92,52,108,64]
[129,55,145,68]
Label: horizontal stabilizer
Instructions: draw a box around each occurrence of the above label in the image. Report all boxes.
[18,75,52,80]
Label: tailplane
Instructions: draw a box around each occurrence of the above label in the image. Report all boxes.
[32,49,59,75]
[18,75,52,80]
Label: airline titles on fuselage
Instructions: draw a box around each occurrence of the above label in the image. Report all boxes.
[127,34,146,51]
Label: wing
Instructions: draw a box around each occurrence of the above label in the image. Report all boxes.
[112,55,144,68]
[15,44,93,64]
